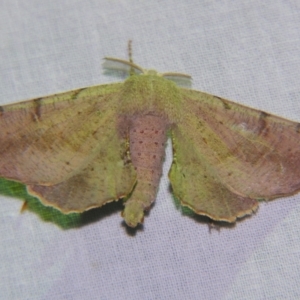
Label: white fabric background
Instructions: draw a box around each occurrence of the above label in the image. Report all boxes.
[1,1,300,299]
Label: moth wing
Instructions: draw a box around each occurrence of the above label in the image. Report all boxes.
[169,89,300,222]
[0,83,137,212]
[27,127,136,213]
[169,124,258,222]
[0,83,122,185]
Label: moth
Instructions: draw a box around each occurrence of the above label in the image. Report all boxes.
[1,44,300,228]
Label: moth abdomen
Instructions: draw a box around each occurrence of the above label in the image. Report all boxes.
[122,114,169,227]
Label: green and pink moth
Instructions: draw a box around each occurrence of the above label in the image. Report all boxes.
[1,45,300,228]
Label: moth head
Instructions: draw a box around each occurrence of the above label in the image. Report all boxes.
[103,57,192,87]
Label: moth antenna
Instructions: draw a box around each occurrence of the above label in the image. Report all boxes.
[128,40,133,63]
[128,40,135,76]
